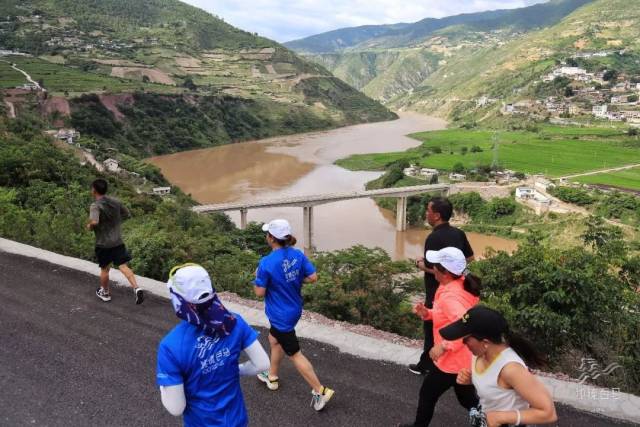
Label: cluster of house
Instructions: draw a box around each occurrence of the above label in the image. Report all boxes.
[541,66,605,84]
[44,33,135,52]
[501,57,640,122]
[402,165,438,180]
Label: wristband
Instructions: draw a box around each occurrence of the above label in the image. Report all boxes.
[515,409,521,426]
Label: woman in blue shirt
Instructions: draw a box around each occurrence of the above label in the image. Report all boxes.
[254,219,335,411]
[157,264,270,427]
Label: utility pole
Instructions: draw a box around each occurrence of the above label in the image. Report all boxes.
[491,132,499,170]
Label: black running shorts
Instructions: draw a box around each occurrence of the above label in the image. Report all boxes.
[95,244,132,268]
[270,326,301,356]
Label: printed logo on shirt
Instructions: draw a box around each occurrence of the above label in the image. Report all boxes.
[282,258,300,283]
[195,335,232,374]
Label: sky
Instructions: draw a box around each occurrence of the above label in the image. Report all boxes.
[181,0,549,43]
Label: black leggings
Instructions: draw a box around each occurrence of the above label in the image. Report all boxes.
[414,364,479,426]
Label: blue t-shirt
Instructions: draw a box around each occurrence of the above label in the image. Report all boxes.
[254,247,316,332]
[156,313,258,427]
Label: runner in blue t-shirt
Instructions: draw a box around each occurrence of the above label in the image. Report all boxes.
[253,219,335,411]
[157,264,270,427]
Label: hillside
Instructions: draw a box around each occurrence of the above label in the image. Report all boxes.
[285,0,593,54]
[0,0,395,159]
[289,0,640,123]
[288,0,595,105]
[393,0,640,120]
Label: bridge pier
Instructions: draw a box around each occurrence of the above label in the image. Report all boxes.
[303,206,314,254]
[240,208,248,230]
[396,197,407,231]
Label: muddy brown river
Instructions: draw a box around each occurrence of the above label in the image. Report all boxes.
[148,113,517,259]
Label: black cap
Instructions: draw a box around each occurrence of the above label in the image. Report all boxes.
[439,305,508,342]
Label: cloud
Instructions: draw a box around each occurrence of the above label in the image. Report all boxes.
[181,0,549,42]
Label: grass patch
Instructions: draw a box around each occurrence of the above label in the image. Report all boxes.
[575,167,640,191]
[7,56,178,95]
[337,125,640,178]
[0,60,27,88]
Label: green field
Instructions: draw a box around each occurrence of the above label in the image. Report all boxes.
[5,56,179,95]
[575,167,640,191]
[337,125,640,178]
[0,60,27,88]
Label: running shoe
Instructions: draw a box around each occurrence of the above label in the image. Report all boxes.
[135,288,144,305]
[311,386,334,411]
[257,371,279,390]
[408,363,427,375]
[96,287,111,302]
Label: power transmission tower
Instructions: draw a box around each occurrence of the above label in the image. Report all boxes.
[491,132,500,170]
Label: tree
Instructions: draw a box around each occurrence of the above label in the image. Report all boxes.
[452,162,465,173]
[182,76,197,91]
[460,147,468,155]
[603,70,618,81]
[581,216,626,262]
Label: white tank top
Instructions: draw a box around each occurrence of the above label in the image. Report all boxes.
[472,348,530,413]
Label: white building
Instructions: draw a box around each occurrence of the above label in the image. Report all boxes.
[515,187,535,199]
[103,158,120,173]
[592,105,608,118]
[420,168,438,178]
[152,187,171,196]
[55,128,80,144]
[448,173,466,182]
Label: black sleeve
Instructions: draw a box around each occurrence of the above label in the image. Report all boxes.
[460,231,474,258]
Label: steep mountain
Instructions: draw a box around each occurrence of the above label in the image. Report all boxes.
[288,0,640,123]
[0,0,395,158]
[392,0,640,120]
[285,0,593,54]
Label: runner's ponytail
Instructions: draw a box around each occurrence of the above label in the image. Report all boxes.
[504,330,546,368]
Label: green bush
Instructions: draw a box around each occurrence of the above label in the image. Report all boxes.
[476,230,640,393]
[303,246,421,338]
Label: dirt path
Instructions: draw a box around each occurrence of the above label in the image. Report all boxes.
[4,101,15,118]
[0,59,44,91]
[560,164,640,180]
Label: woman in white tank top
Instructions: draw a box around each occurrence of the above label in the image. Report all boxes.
[440,306,557,427]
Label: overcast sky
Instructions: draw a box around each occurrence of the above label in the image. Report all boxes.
[181,0,549,43]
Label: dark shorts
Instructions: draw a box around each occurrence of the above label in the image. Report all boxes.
[269,326,300,356]
[95,244,132,268]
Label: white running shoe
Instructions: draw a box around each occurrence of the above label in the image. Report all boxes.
[96,288,111,302]
[311,386,334,411]
[257,371,279,390]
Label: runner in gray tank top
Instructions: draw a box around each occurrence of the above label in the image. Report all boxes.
[440,306,557,427]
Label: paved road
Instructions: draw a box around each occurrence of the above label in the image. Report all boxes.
[0,252,634,427]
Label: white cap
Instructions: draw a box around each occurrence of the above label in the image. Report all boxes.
[167,264,214,304]
[262,219,292,240]
[425,247,467,275]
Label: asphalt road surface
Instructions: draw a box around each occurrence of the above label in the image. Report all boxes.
[0,252,635,427]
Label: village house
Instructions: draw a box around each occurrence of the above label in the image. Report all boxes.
[592,104,608,118]
[534,177,555,192]
[403,165,419,177]
[448,173,466,182]
[420,168,438,179]
[103,158,120,173]
[152,187,171,196]
[515,187,551,215]
[55,128,80,144]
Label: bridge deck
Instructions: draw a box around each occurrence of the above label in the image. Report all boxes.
[193,184,450,213]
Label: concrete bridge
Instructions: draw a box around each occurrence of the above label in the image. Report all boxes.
[193,184,450,252]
